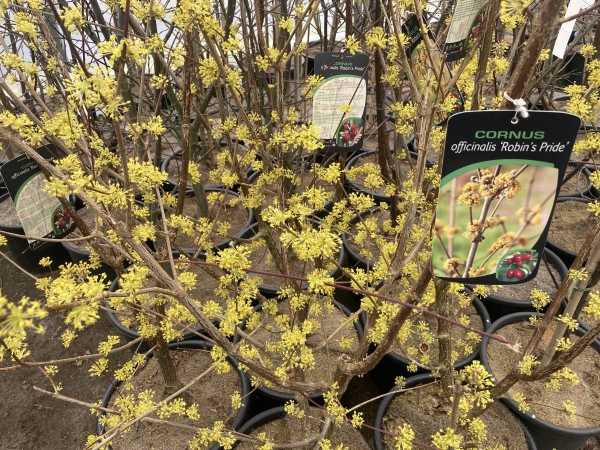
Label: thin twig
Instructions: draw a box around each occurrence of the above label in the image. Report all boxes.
[32,386,120,414]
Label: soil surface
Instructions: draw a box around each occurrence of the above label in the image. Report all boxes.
[560,166,591,196]
[0,194,23,227]
[0,261,132,449]
[260,161,336,210]
[487,321,600,429]
[111,261,227,335]
[381,382,530,449]
[0,255,388,450]
[548,200,598,253]
[235,409,371,450]
[63,207,111,252]
[245,238,340,291]
[107,347,243,450]
[493,257,563,300]
[247,245,316,290]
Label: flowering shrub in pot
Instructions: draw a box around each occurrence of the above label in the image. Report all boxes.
[2,0,600,448]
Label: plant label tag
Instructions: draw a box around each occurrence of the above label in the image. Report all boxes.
[0,146,75,251]
[443,0,489,61]
[313,52,368,152]
[403,15,464,124]
[432,110,580,284]
[553,0,585,59]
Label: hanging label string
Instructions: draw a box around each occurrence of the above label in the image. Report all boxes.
[503,92,530,122]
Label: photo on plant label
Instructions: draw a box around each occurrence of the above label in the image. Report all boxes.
[52,205,72,235]
[432,162,559,280]
[335,117,363,147]
[496,249,539,282]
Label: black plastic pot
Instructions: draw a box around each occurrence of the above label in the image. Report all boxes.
[60,199,151,279]
[467,248,567,323]
[546,197,594,269]
[246,301,362,403]
[342,206,396,272]
[174,187,255,255]
[239,221,346,298]
[226,405,371,449]
[96,340,251,450]
[61,239,117,280]
[480,312,600,450]
[558,162,597,199]
[0,161,7,196]
[0,192,72,271]
[345,150,433,204]
[373,373,538,450]
[287,54,315,79]
[385,296,490,371]
[367,297,490,391]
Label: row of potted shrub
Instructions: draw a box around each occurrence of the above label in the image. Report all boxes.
[96,310,600,449]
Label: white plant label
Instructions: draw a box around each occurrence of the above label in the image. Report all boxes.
[553,0,585,59]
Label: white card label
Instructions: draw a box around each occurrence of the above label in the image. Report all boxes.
[552,0,585,59]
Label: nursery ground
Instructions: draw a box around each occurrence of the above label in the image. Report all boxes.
[0,256,385,449]
[1,255,598,450]
[0,258,132,449]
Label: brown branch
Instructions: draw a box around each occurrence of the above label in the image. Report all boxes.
[32,386,120,414]
[0,337,143,371]
[560,0,600,23]
[502,0,565,105]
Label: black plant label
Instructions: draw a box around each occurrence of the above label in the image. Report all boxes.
[313,52,369,153]
[0,146,75,251]
[432,110,580,284]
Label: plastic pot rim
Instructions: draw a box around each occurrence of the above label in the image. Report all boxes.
[480,311,600,438]
[105,256,216,342]
[231,405,371,449]
[466,248,567,306]
[161,141,253,190]
[373,372,538,450]
[546,197,595,262]
[173,187,255,253]
[557,163,596,199]
[345,150,433,203]
[95,339,251,450]
[239,220,346,297]
[250,300,362,402]
[382,296,491,371]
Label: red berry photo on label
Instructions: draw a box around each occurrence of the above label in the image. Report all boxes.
[335,117,363,148]
[495,249,539,283]
[52,205,72,235]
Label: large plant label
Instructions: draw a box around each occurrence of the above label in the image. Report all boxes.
[313,52,368,152]
[403,15,464,124]
[0,147,75,251]
[432,110,580,284]
[444,0,489,61]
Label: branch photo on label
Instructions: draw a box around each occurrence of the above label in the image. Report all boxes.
[433,163,558,280]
